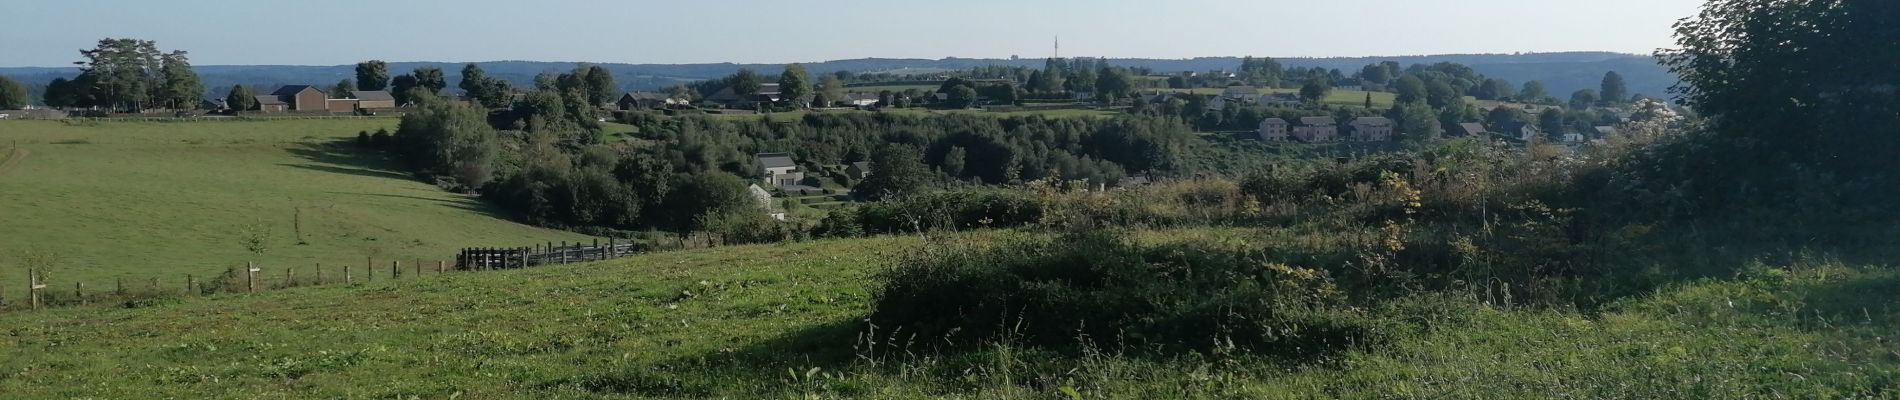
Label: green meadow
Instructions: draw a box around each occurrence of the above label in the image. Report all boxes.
[0,228,1892,398]
[0,119,591,289]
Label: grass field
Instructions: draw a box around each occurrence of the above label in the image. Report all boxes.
[1162,87,1402,109]
[710,108,1119,123]
[841,84,939,94]
[0,119,591,289]
[1,228,1892,398]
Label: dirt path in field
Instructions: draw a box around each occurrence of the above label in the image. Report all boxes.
[0,147,29,176]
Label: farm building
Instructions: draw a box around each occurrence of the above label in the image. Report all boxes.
[1293,117,1338,142]
[268,85,328,112]
[353,91,396,109]
[254,95,288,112]
[1453,123,1488,137]
[705,83,781,109]
[617,92,669,110]
[847,161,873,180]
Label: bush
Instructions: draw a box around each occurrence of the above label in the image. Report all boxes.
[870,231,1367,356]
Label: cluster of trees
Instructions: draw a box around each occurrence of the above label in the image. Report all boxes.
[383,102,1196,234]
[38,39,204,112]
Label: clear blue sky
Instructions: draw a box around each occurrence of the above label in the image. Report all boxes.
[1,0,1706,67]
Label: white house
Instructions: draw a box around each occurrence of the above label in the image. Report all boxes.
[756,152,805,188]
[1348,117,1394,142]
[747,184,788,221]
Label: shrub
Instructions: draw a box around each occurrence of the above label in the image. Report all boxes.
[869,231,1367,356]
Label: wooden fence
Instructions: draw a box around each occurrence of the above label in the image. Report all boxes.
[457,239,643,270]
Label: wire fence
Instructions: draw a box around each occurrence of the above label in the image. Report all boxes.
[0,239,654,313]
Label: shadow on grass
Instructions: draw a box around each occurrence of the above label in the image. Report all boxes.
[539,319,865,397]
[283,140,533,224]
[283,141,414,180]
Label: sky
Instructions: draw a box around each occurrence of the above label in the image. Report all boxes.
[0,0,1707,67]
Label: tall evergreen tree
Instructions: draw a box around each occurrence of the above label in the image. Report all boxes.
[226,85,256,111]
[1598,71,1628,105]
[156,50,202,110]
[75,38,164,111]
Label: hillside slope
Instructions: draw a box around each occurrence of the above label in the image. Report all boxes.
[1,229,1891,398]
[0,52,1672,104]
[0,119,591,288]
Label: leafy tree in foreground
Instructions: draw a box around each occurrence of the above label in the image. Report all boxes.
[1660,0,1900,204]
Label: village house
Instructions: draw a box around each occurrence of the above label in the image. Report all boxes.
[846,161,873,180]
[254,95,288,112]
[1258,117,1290,142]
[705,83,781,109]
[1453,122,1488,137]
[617,92,669,110]
[1260,93,1302,107]
[1293,117,1338,142]
[1501,121,1543,142]
[1348,116,1394,141]
[747,184,788,221]
[267,85,328,112]
[838,93,880,107]
[756,152,805,188]
[1220,86,1260,104]
[353,91,396,109]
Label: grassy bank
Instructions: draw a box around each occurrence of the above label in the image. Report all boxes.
[0,119,591,289]
[1,228,1893,398]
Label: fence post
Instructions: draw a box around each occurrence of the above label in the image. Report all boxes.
[437,260,445,273]
[392,261,399,279]
[560,242,568,264]
[247,262,257,293]
[76,282,85,305]
[344,264,353,284]
[29,268,41,310]
[521,247,529,268]
[415,259,422,276]
[116,277,124,295]
[593,239,601,261]
[316,263,323,285]
[186,274,194,296]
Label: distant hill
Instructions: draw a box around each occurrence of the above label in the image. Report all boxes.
[0,52,1675,104]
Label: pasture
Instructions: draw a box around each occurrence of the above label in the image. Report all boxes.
[1161,87,1401,109]
[0,119,591,289]
[0,228,1891,398]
